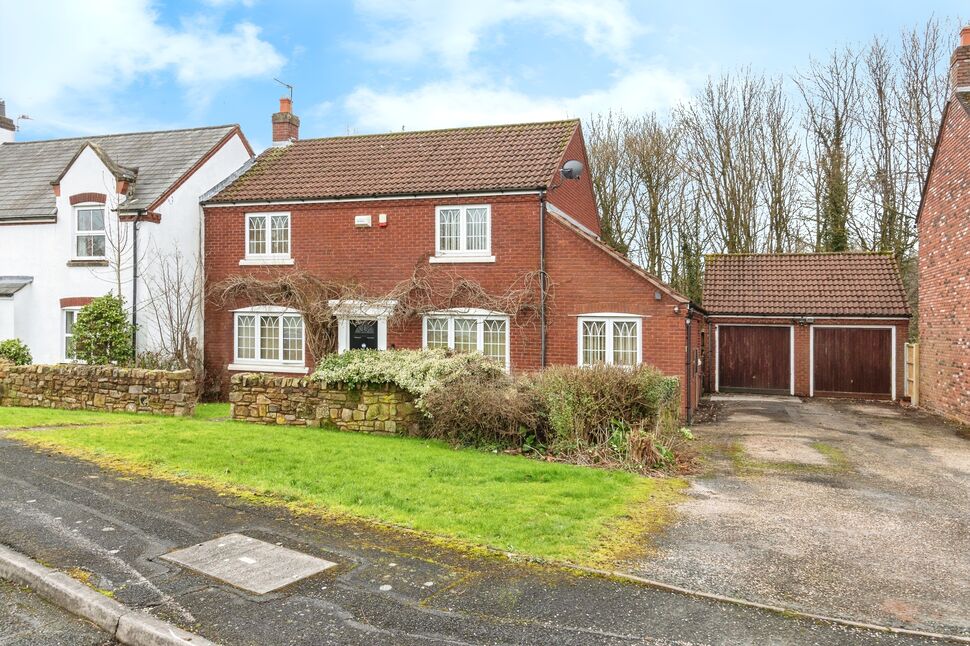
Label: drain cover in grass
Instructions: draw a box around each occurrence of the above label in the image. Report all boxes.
[161,533,335,594]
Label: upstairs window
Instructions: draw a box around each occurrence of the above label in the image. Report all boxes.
[74,206,106,258]
[245,212,291,262]
[423,309,508,367]
[435,205,491,259]
[578,316,642,367]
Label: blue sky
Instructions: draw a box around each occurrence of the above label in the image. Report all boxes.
[1,1,964,151]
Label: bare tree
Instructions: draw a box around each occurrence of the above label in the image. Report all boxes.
[625,113,684,275]
[679,70,766,253]
[143,247,203,370]
[797,46,861,251]
[760,78,802,252]
[585,112,637,254]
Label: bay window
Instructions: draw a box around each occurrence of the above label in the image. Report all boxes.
[578,315,642,367]
[231,307,306,372]
[423,309,508,367]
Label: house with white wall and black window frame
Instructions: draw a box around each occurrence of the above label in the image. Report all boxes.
[0,105,253,365]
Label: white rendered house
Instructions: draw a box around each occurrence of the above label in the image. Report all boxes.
[0,118,252,364]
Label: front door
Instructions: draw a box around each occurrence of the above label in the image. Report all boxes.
[349,319,379,350]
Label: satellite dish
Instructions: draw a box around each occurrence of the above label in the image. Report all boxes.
[560,159,584,180]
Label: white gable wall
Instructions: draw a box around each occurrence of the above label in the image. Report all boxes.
[134,132,250,355]
[0,146,128,363]
[0,133,251,365]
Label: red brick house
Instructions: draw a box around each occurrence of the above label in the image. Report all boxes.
[917,26,970,425]
[202,100,704,419]
[704,253,910,400]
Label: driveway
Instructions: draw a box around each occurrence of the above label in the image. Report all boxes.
[630,396,970,637]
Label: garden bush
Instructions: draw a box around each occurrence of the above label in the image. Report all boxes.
[0,339,32,365]
[71,295,135,365]
[314,349,689,472]
[531,364,684,470]
[313,348,505,412]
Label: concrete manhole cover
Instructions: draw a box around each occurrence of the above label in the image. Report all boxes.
[161,533,336,594]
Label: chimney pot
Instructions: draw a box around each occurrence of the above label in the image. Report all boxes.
[272,97,300,145]
[962,25,970,47]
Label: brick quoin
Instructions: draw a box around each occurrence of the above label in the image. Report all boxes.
[919,101,970,424]
[203,192,699,417]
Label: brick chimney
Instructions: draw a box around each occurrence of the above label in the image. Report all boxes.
[0,100,15,144]
[951,25,970,94]
[272,97,300,145]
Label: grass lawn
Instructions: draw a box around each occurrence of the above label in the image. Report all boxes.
[0,405,683,563]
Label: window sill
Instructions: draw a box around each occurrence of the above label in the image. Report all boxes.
[67,259,109,267]
[239,257,295,266]
[228,362,309,374]
[429,255,495,264]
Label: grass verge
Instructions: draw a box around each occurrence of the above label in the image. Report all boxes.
[0,405,684,564]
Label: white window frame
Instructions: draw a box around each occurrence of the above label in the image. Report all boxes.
[62,307,82,362]
[421,308,510,368]
[242,211,294,265]
[576,314,643,367]
[431,204,495,263]
[72,203,107,260]
[229,305,307,373]
[329,299,396,353]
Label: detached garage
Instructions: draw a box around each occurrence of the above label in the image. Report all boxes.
[704,253,910,401]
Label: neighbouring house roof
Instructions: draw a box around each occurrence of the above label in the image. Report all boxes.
[703,253,911,317]
[0,276,33,297]
[207,120,580,204]
[0,125,245,222]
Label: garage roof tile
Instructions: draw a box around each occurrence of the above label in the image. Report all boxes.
[703,253,911,317]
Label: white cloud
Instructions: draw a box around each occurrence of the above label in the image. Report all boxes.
[343,66,691,133]
[352,0,644,69]
[0,0,283,134]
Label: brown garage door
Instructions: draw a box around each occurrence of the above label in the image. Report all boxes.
[813,327,892,397]
[718,326,791,393]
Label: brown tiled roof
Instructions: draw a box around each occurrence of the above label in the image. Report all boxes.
[703,253,911,316]
[208,120,579,203]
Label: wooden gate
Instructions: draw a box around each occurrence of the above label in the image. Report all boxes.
[813,327,893,398]
[717,325,791,393]
[905,342,919,405]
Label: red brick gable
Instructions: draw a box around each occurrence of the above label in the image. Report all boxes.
[918,96,970,425]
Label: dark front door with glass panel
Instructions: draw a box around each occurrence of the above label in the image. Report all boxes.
[349,320,379,350]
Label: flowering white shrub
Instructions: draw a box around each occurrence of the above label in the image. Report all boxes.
[312,349,505,413]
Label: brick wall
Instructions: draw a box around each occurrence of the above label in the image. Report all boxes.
[918,98,970,425]
[546,123,601,235]
[203,183,697,417]
[706,317,909,400]
[229,372,421,433]
[0,363,196,415]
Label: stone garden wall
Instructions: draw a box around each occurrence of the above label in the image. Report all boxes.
[229,373,422,434]
[0,362,197,416]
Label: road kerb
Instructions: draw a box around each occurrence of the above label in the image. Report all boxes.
[0,542,215,646]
